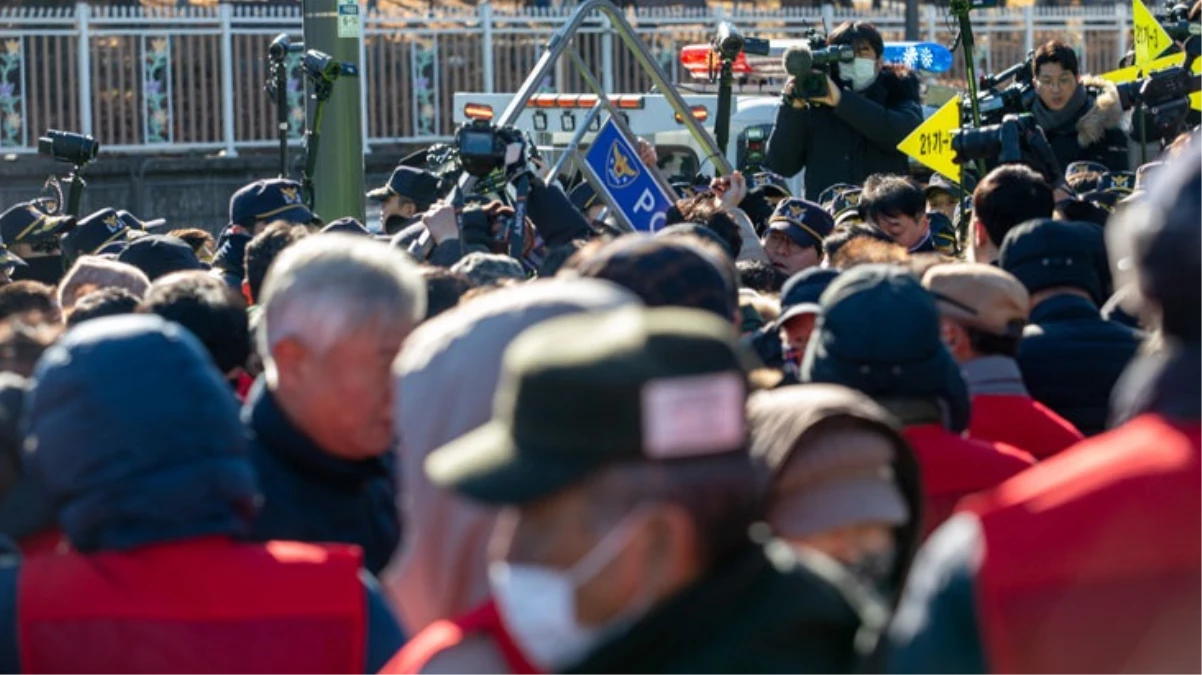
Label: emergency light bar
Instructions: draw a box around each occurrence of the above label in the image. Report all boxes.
[680,40,955,80]
[462,94,646,121]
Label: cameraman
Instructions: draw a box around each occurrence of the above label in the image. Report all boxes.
[1029,40,1129,174]
[407,176,593,271]
[764,21,923,201]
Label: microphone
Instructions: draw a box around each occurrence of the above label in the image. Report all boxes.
[783,44,813,79]
[714,21,744,60]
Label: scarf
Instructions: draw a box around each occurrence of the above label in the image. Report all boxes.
[1031,84,1089,133]
[961,355,1028,397]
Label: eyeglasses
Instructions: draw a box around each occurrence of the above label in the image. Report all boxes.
[1036,76,1076,90]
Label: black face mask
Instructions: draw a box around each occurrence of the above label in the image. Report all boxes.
[10,256,65,286]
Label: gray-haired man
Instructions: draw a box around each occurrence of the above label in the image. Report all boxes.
[243,233,426,576]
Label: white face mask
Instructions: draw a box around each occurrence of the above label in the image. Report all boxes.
[489,514,644,670]
[849,57,878,92]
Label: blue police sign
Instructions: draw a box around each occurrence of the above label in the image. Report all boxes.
[584,119,674,232]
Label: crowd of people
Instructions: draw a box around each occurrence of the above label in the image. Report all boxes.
[0,17,1195,675]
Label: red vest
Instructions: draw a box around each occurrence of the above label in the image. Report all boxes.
[380,599,538,674]
[19,536,366,674]
[969,394,1084,460]
[963,415,1202,674]
[903,424,1035,537]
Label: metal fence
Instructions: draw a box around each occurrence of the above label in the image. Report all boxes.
[0,2,1135,154]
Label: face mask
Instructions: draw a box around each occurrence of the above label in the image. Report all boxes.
[489,512,645,670]
[849,57,878,92]
[10,256,65,286]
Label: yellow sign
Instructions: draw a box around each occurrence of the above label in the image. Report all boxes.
[1099,52,1201,111]
[1133,0,1173,65]
[898,98,961,185]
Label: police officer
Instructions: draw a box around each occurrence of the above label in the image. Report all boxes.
[367,166,443,235]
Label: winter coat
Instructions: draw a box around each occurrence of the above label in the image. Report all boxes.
[1016,294,1142,437]
[1039,76,1130,174]
[765,65,923,201]
[243,379,401,576]
[0,316,404,673]
[961,355,1084,460]
[902,424,1034,538]
[381,279,638,633]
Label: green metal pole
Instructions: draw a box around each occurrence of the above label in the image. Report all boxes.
[302,0,365,223]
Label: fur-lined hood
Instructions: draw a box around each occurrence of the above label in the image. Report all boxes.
[1077,75,1124,147]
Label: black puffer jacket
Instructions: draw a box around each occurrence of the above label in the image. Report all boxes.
[1017,294,1142,437]
[764,65,923,201]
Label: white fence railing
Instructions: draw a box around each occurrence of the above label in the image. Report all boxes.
[0,2,1133,154]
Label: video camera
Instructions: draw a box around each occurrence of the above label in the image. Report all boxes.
[300,49,359,101]
[268,33,304,62]
[969,54,1036,126]
[952,112,1063,182]
[782,29,856,100]
[38,130,99,166]
[1156,3,1200,49]
[1117,65,1201,141]
[454,118,531,179]
[712,21,770,61]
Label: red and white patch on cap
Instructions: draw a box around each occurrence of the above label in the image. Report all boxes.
[641,371,746,459]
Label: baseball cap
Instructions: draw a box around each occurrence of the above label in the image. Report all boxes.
[1065,161,1110,181]
[229,178,316,228]
[922,263,1029,338]
[923,173,962,200]
[751,171,791,200]
[775,267,840,328]
[425,306,755,504]
[367,166,442,204]
[568,181,601,214]
[1100,170,1137,194]
[62,208,130,262]
[1080,190,1121,213]
[116,210,166,232]
[826,188,863,222]
[116,234,206,281]
[768,198,835,250]
[0,201,73,245]
[817,183,861,210]
[802,264,970,432]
